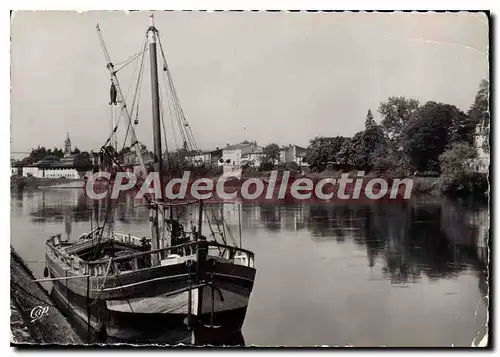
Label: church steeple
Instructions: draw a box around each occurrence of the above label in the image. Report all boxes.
[64,132,72,155]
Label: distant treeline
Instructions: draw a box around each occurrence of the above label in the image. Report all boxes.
[300,79,489,196]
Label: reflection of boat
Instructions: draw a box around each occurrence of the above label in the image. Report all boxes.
[51,283,246,346]
[45,15,256,344]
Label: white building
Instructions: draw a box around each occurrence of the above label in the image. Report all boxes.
[279,144,308,166]
[21,166,43,177]
[190,151,212,166]
[474,122,490,173]
[43,168,82,179]
[222,142,262,173]
[241,152,265,168]
[17,166,84,179]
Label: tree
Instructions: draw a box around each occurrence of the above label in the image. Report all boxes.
[71,147,81,155]
[305,136,349,171]
[440,142,476,175]
[337,138,354,166]
[28,146,47,163]
[18,146,81,166]
[74,151,92,169]
[379,97,420,150]
[263,143,280,166]
[52,148,65,158]
[448,106,476,146]
[439,142,486,195]
[404,101,469,173]
[404,102,458,172]
[350,125,386,172]
[468,79,489,128]
[365,109,376,130]
[371,148,406,177]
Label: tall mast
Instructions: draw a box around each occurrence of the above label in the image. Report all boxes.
[96,24,147,175]
[110,104,117,152]
[148,14,164,264]
[148,14,164,181]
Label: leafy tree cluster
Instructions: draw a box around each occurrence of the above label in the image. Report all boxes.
[16,146,65,165]
[14,145,93,170]
[257,143,281,171]
[304,79,489,190]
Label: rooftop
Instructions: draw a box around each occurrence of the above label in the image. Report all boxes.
[224,142,261,150]
[281,144,307,151]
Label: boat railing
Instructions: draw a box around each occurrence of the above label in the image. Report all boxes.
[46,240,85,272]
[47,233,255,277]
[99,241,254,275]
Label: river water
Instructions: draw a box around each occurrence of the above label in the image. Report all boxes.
[10,188,489,347]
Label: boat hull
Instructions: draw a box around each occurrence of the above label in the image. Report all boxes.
[47,254,255,344]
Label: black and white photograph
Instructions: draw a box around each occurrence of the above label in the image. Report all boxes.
[9,9,490,347]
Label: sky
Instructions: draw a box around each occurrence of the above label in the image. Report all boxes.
[10,11,489,155]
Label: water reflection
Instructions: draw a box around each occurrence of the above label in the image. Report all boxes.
[235,201,487,288]
[17,190,488,287]
[57,287,245,346]
[303,201,488,294]
[11,189,489,345]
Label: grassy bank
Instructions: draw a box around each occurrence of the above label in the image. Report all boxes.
[242,169,486,198]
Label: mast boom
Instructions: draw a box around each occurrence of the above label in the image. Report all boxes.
[96,24,148,176]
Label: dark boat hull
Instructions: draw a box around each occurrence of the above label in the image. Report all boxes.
[48,256,255,344]
[51,286,246,345]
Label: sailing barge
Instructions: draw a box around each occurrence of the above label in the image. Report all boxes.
[46,203,256,342]
[45,15,256,343]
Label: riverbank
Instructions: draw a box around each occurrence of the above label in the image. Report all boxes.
[10,247,81,345]
[10,176,83,191]
[11,170,485,201]
[251,170,442,195]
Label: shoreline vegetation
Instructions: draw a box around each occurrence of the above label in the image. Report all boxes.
[12,80,489,199]
[10,170,487,200]
[294,80,490,199]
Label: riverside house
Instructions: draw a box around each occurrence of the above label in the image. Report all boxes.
[279,144,307,166]
[222,142,263,173]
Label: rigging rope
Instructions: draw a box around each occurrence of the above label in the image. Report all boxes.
[114,46,149,73]
[157,32,200,158]
[210,209,228,246]
[96,25,229,252]
[96,24,148,177]
[158,89,170,170]
[103,38,148,152]
[162,71,187,155]
[97,24,203,177]
[121,40,147,153]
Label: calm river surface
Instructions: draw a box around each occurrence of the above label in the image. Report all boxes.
[10,188,489,347]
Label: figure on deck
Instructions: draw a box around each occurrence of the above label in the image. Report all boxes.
[167,219,190,254]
